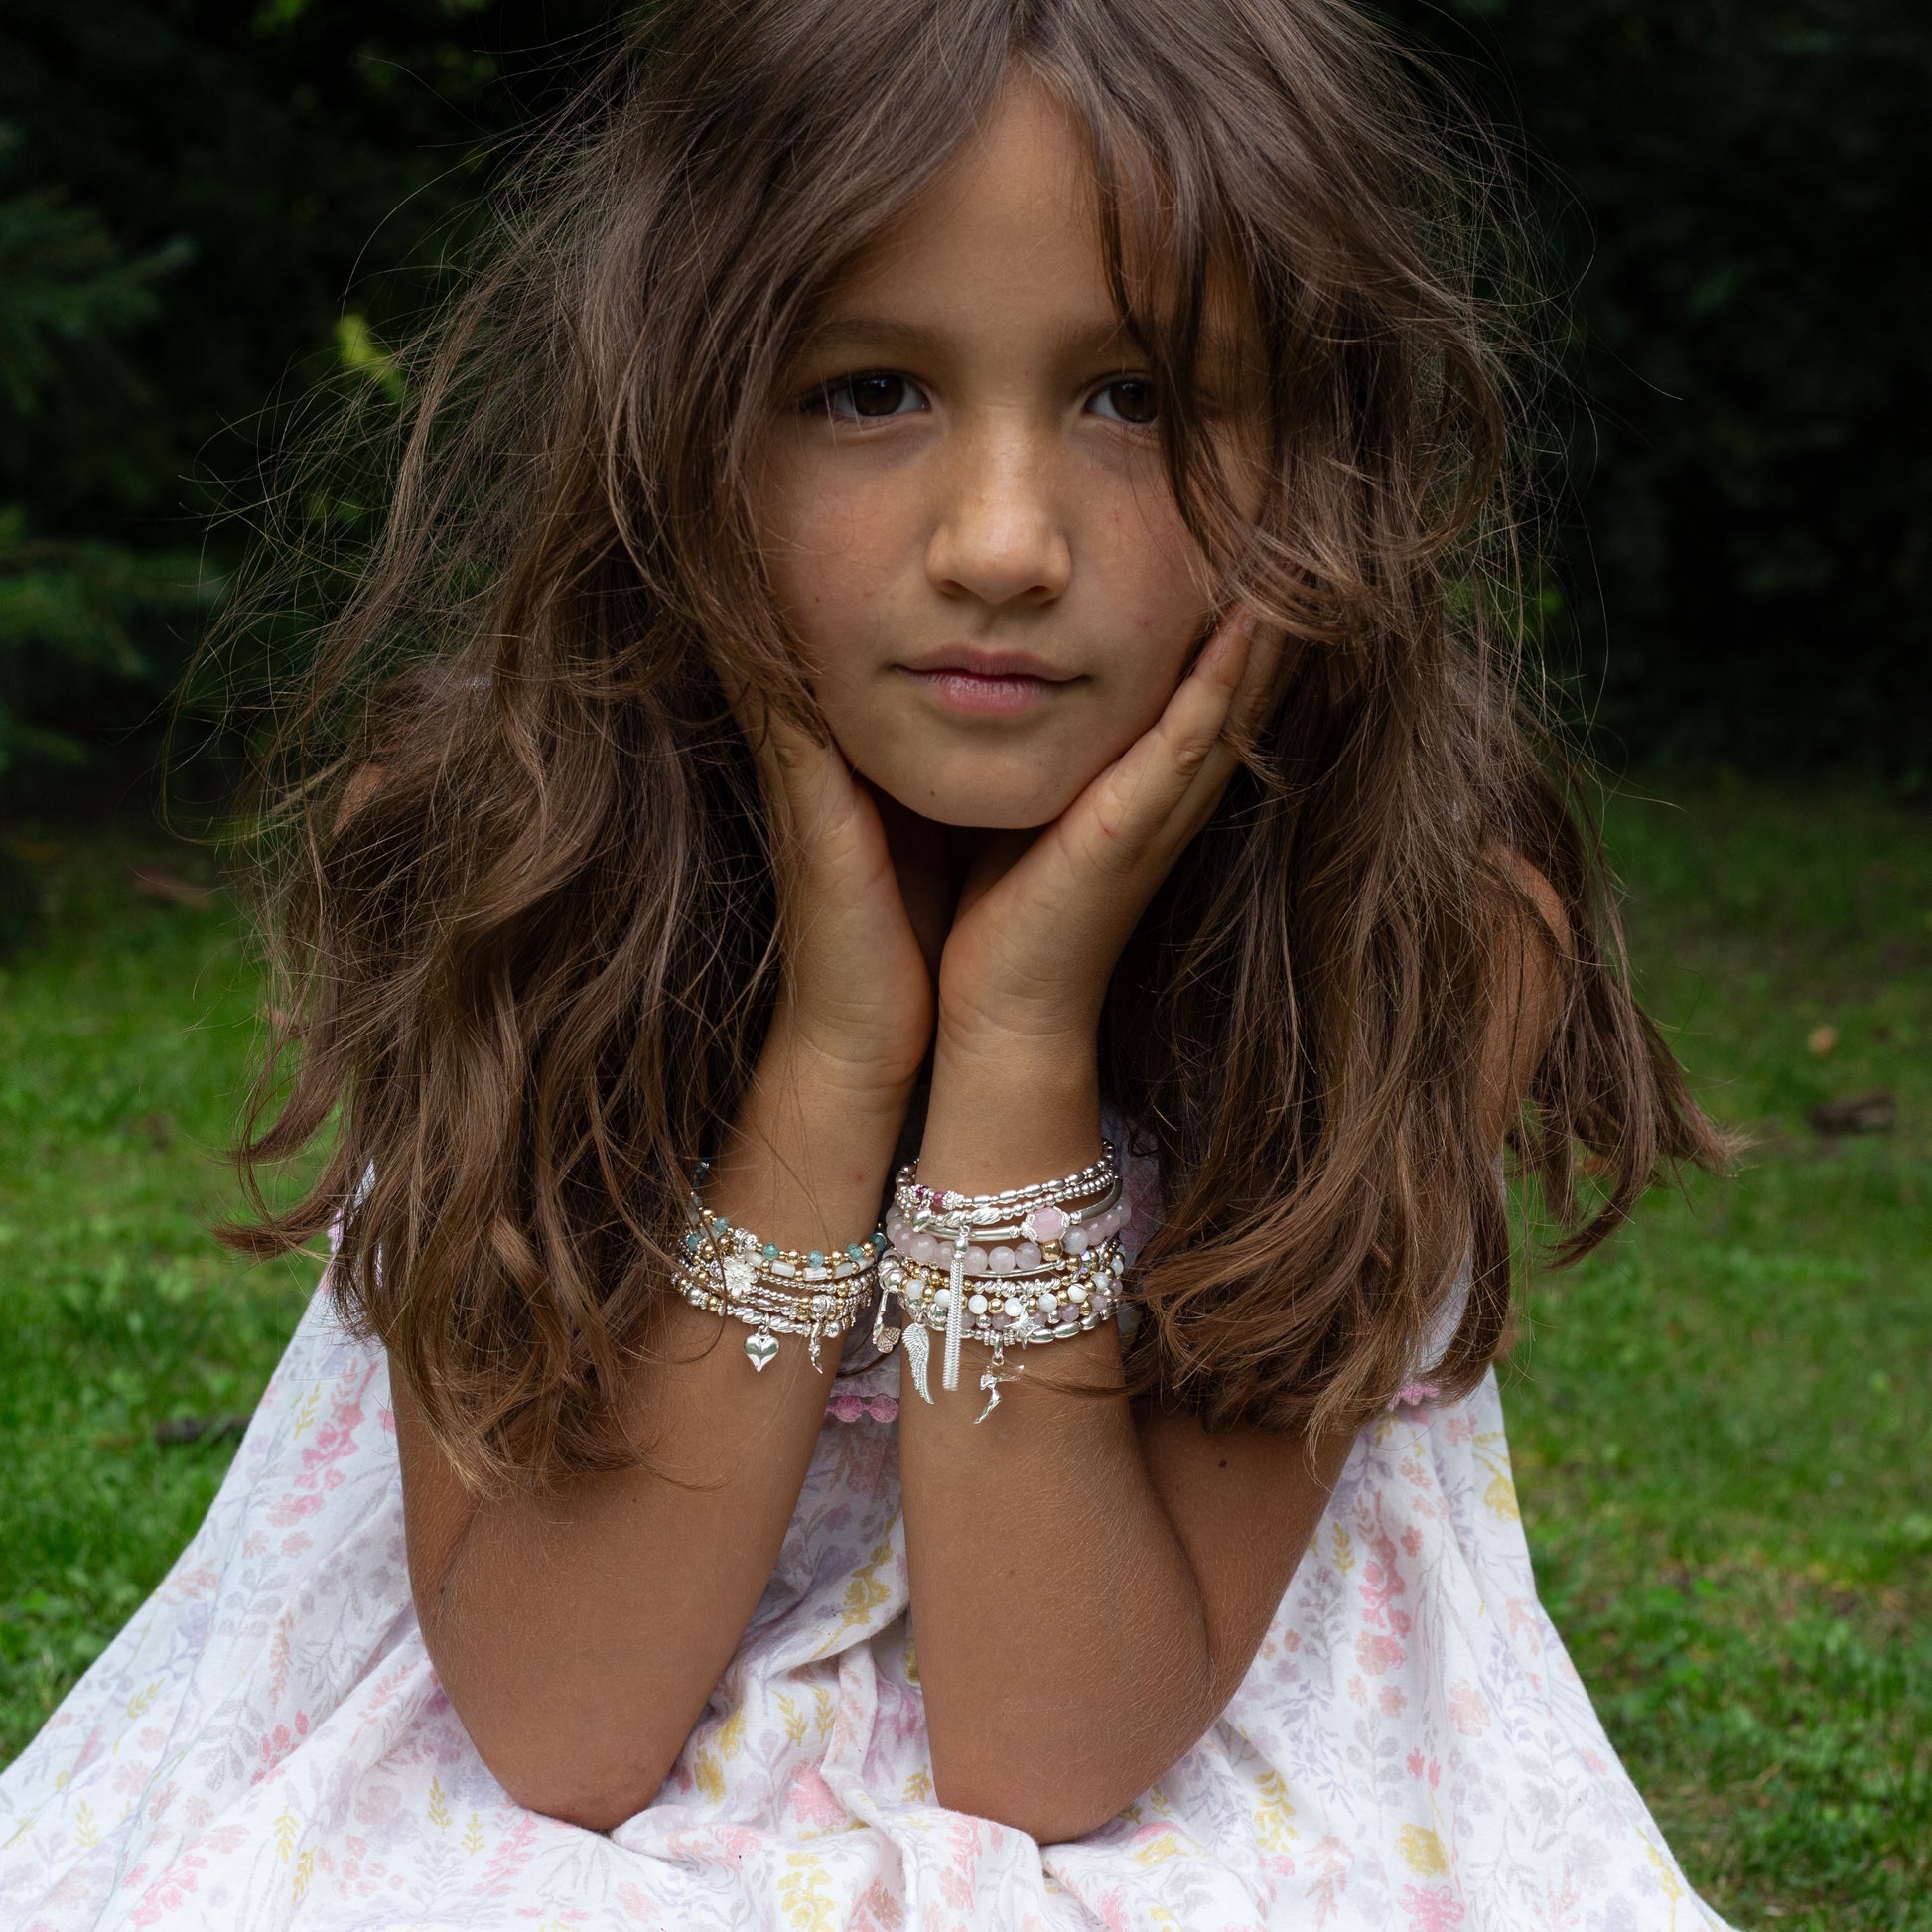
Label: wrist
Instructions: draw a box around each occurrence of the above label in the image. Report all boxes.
[762,1006,926,1118]
[933,974,1100,1061]
[698,1024,915,1255]
[921,1025,1102,1196]
[933,1001,1098,1072]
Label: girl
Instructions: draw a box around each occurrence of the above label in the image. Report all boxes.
[1,1,1734,1926]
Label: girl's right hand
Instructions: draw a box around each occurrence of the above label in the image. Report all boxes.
[737,690,936,1101]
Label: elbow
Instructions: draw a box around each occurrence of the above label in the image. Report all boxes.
[482,1734,679,1835]
[922,1647,1223,1845]
[413,1603,686,1833]
[928,1743,1127,1848]
[430,1653,682,1835]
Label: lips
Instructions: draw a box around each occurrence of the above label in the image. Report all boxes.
[897,644,1073,682]
[893,668,1073,722]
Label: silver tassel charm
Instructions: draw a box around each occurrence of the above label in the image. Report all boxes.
[942,1227,968,1392]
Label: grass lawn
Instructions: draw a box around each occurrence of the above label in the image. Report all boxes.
[2,785,1928,1927]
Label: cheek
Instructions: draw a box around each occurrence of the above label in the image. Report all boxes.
[757,460,902,677]
[1092,484,1218,719]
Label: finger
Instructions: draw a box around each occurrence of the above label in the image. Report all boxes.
[1119,607,1296,861]
[722,669,849,844]
[1067,611,1255,868]
[1221,617,1289,750]
[1124,608,1258,796]
[1162,611,1294,833]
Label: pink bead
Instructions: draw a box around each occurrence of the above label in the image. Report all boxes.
[1031,1205,1067,1243]
[1064,1228,1090,1255]
[1015,1241,1042,1270]
[964,1246,991,1276]
[989,1312,1010,1330]
[909,1232,939,1265]
[988,1246,1017,1274]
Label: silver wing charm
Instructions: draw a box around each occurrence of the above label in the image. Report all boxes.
[902,1319,932,1404]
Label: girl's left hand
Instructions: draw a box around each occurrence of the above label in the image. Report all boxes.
[934,608,1285,1062]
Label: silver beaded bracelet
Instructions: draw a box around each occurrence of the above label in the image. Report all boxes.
[886,1144,1133,1418]
[882,1231,1131,1420]
[678,1166,886,1372]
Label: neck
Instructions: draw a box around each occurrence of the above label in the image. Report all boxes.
[868,784,993,984]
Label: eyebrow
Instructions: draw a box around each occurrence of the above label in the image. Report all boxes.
[799,313,1143,361]
[798,312,1255,376]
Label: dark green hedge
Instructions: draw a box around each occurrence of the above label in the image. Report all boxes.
[1380,0,1930,774]
[1,0,1924,809]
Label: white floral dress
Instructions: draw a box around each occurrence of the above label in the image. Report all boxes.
[0,1149,1733,1932]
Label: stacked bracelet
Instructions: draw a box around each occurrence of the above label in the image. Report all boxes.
[883,1143,1135,1420]
[674,1162,886,1373]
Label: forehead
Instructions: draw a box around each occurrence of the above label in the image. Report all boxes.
[806,71,1259,373]
[813,75,1115,334]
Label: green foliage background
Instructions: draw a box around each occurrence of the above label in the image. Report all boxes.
[1379,0,1931,773]
[0,0,1924,819]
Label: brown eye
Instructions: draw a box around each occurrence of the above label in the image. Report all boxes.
[1089,376,1158,426]
[822,371,925,420]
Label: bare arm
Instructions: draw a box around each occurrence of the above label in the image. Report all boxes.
[393,1032,910,1831]
[371,672,939,1830]
[902,887,1565,1841]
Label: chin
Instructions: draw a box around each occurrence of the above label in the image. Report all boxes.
[866,750,1091,831]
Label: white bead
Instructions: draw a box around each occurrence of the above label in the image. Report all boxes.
[967,1292,990,1316]
[1068,1283,1089,1304]
[1003,1295,1024,1317]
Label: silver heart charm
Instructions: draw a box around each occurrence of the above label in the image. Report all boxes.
[744,1328,779,1372]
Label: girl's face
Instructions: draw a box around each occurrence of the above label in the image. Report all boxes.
[753,75,1264,830]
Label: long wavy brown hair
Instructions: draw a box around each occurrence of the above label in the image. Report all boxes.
[218,0,1725,1494]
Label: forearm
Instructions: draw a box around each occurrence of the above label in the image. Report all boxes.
[897,1032,1222,1842]
[406,1023,909,1830]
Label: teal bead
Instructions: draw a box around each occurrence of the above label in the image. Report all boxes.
[760,1243,779,1260]
[846,1243,866,1262]
[807,1251,825,1267]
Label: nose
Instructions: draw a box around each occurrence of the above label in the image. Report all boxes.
[923,419,1073,610]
